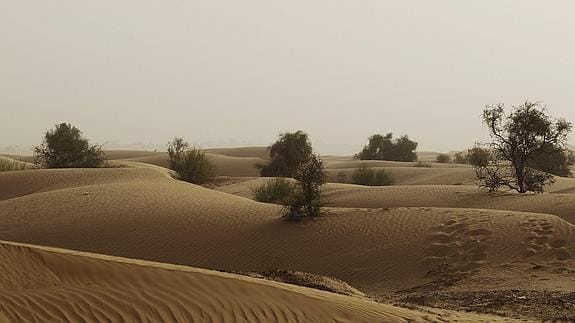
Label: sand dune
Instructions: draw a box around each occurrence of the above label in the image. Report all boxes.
[3,240,505,323]
[204,146,270,160]
[1,168,573,300]
[118,152,264,177]
[216,179,575,225]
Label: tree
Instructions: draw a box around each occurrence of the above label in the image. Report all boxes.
[467,146,491,167]
[528,145,572,177]
[167,137,215,184]
[34,123,104,168]
[453,152,468,164]
[477,101,572,193]
[435,153,452,164]
[259,131,313,177]
[285,154,326,218]
[356,133,418,162]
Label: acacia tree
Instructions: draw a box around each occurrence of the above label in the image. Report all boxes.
[259,131,312,177]
[477,101,572,193]
[34,123,104,168]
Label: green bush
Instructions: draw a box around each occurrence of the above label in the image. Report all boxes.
[351,165,393,186]
[0,158,29,172]
[167,138,215,184]
[252,178,293,204]
[413,161,432,168]
[285,154,326,219]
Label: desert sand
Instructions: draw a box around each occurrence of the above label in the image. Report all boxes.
[4,240,511,322]
[1,149,574,321]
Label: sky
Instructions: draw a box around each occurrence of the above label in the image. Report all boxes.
[1,1,574,155]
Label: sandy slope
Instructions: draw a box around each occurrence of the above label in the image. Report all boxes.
[1,168,573,300]
[204,146,270,160]
[3,241,506,323]
[216,178,575,224]
[118,152,264,177]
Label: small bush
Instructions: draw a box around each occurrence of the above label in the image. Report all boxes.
[0,157,29,172]
[167,138,215,184]
[435,153,452,163]
[413,161,432,168]
[252,178,293,204]
[285,154,326,219]
[351,165,393,186]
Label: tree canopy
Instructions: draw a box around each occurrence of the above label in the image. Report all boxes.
[34,123,104,168]
[356,133,418,162]
[259,131,313,177]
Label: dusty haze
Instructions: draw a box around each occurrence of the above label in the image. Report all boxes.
[1,0,574,154]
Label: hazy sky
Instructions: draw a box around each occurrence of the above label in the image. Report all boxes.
[1,1,574,154]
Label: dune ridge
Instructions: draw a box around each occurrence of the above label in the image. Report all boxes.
[5,240,501,323]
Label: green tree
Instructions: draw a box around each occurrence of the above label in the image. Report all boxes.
[356,133,417,162]
[477,101,572,193]
[34,123,104,168]
[528,145,572,177]
[259,131,313,177]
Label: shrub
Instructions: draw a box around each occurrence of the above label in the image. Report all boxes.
[435,153,452,164]
[0,157,29,172]
[259,131,312,177]
[34,123,104,168]
[252,178,293,204]
[167,138,215,184]
[285,154,326,219]
[413,161,432,168]
[351,164,393,186]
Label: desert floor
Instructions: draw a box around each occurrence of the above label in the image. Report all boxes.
[1,148,574,322]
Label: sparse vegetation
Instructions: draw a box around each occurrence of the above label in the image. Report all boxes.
[167,137,215,184]
[413,161,432,168]
[0,157,29,172]
[259,131,312,177]
[251,178,293,204]
[356,133,418,162]
[284,154,326,219]
[435,153,451,164]
[351,164,393,186]
[476,101,572,193]
[34,123,105,168]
